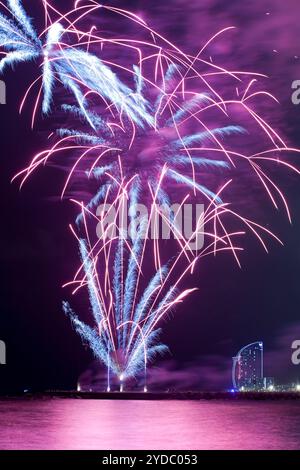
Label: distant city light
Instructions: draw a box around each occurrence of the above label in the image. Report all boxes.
[296,384,300,392]
[268,385,274,391]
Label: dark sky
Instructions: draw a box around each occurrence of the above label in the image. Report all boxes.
[1,0,300,392]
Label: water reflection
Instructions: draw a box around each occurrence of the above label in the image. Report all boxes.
[0,399,299,450]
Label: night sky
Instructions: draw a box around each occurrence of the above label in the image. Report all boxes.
[1,0,300,392]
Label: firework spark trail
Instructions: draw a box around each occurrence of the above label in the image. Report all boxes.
[63,192,247,382]
[1,1,299,387]
[12,60,299,226]
[61,151,290,382]
[0,1,155,127]
[12,58,299,275]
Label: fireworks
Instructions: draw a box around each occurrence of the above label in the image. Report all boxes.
[0,0,153,127]
[1,1,299,390]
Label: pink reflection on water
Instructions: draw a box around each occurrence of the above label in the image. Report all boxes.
[0,399,300,450]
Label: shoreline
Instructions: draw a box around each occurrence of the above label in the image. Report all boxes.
[0,391,300,401]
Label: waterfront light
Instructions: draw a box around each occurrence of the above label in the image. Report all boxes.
[119,374,124,392]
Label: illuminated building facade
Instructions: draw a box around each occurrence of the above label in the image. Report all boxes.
[232,341,264,391]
